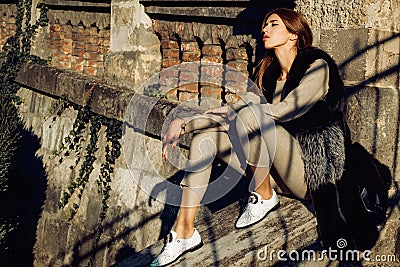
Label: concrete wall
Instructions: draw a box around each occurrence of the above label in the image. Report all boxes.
[104,0,161,90]
[16,84,174,267]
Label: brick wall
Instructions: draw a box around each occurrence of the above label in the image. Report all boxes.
[154,20,253,105]
[0,4,17,53]
[48,10,110,77]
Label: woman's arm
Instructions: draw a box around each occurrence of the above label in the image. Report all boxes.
[258,59,329,122]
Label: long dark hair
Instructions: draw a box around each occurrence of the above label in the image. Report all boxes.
[255,8,313,91]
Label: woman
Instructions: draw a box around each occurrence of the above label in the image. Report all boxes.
[151,8,347,267]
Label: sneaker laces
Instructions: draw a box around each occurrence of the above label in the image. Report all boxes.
[248,193,259,204]
[164,233,173,243]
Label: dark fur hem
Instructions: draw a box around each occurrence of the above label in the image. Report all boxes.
[296,124,345,191]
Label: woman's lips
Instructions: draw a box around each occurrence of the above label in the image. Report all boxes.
[263,34,270,41]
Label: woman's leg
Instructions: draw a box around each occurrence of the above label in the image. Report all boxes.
[270,125,308,199]
[235,104,307,200]
[175,130,245,238]
[235,105,276,198]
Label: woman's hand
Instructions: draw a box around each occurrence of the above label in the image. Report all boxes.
[162,118,185,161]
[204,105,229,118]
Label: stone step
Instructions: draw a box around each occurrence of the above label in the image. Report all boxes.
[112,196,319,267]
[110,187,400,267]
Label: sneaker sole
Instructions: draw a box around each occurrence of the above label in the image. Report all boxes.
[154,241,204,267]
[235,202,281,229]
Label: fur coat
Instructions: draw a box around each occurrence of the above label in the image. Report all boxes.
[262,47,390,249]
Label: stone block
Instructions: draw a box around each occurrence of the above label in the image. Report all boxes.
[320,28,369,82]
[346,86,399,182]
[365,29,399,88]
[321,28,399,88]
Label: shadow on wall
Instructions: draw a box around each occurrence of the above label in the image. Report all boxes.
[0,128,47,266]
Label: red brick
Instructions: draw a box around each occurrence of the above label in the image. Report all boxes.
[96,61,104,68]
[89,27,98,36]
[51,24,61,32]
[60,32,72,39]
[60,55,72,62]
[182,52,200,62]
[83,52,97,60]
[201,56,223,63]
[160,39,179,50]
[98,46,110,54]
[226,60,248,75]
[72,48,84,57]
[88,36,98,44]
[202,45,223,56]
[50,31,60,40]
[72,33,86,42]
[181,42,199,52]
[51,52,61,58]
[226,48,248,61]
[85,44,98,52]
[59,61,71,68]
[98,29,110,38]
[178,91,198,102]
[97,54,104,62]
[61,24,72,33]
[77,25,85,34]
[84,66,97,75]
[162,49,180,59]
[73,41,85,49]
[72,64,84,72]
[178,82,198,93]
[50,39,61,46]
[73,57,84,64]
[102,39,110,47]
[62,46,72,54]
[85,59,97,67]
[60,39,73,47]
[162,58,181,68]
[200,85,222,98]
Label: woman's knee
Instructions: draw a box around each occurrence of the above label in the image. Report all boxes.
[236,105,273,132]
[190,132,219,157]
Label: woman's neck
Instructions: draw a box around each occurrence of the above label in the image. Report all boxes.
[274,46,297,80]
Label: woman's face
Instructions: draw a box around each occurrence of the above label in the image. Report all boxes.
[262,13,296,50]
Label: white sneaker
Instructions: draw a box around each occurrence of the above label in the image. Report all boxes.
[150,229,203,266]
[235,190,280,229]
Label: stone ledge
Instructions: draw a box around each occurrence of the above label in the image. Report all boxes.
[14,63,197,145]
[140,0,294,21]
